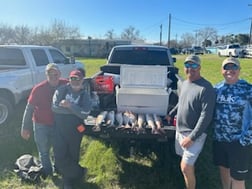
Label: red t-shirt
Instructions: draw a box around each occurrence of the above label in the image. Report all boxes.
[28,79,68,125]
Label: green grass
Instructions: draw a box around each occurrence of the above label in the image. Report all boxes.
[0,54,252,189]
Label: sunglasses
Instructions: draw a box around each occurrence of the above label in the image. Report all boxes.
[223,64,239,70]
[184,63,200,69]
[70,77,81,81]
[47,73,59,77]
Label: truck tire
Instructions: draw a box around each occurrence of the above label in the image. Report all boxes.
[0,97,13,126]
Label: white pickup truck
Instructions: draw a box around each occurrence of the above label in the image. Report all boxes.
[217,44,243,57]
[0,45,83,126]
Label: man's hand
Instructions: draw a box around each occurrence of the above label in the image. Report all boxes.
[21,129,30,140]
[59,99,71,108]
[181,136,193,148]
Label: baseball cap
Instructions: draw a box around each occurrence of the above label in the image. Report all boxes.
[184,55,201,65]
[46,63,60,72]
[222,57,240,68]
[69,70,84,78]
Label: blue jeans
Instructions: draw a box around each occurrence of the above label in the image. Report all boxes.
[33,123,55,176]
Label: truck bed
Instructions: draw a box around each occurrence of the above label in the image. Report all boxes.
[83,115,176,142]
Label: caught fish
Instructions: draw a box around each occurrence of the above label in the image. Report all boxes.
[137,114,146,133]
[115,111,123,127]
[122,111,131,129]
[92,111,107,132]
[153,114,162,129]
[146,114,157,134]
[96,111,108,126]
[137,114,145,128]
[106,110,115,127]
[153,114,166,135]
[128,111,137,129]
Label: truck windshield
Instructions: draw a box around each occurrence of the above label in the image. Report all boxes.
[109,49,170,66]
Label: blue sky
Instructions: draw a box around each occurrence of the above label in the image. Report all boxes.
[0,0,252,43]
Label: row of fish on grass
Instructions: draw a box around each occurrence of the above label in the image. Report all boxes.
[92,110,167,135]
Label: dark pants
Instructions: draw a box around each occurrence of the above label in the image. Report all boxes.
[54,114,84,181]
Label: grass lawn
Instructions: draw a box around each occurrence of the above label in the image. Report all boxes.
[0,54,252,189]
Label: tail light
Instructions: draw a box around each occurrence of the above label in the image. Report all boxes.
[93,75,114,94]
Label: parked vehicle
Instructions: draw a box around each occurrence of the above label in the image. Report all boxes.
[181,47,193,54]
[0,45,83,126]
[243,45,252,58]
[217,44,243,57]
[192,46,204,55]
[83,45,181,142]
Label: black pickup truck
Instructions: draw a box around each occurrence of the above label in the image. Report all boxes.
[83,45,180,142]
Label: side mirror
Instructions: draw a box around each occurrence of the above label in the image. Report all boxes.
[70,56,75,64]
[172,57,176,63]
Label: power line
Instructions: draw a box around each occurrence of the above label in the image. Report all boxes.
[172,16,250,27]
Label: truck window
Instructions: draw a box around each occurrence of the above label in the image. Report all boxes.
[0,48,26,65]
[49,49,69,64]
[110,49,170,66]
[31,49,49,66]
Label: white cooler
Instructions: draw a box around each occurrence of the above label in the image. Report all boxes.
[116,65,170,116]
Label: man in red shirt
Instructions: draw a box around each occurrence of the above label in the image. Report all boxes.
[21,63,68,178]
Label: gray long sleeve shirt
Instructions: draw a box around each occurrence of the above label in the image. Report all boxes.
[176,77,216,141]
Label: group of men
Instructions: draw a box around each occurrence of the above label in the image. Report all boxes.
[168,55,252,189]
[20,54,252,189]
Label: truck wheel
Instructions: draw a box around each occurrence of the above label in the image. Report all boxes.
[0,97,13,126]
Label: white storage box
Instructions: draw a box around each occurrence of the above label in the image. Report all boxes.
[116,65,170,115]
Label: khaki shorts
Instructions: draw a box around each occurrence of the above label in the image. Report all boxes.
[175,131,207,165]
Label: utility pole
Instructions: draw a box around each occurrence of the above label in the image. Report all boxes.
[160,24,162,46]
[250,18,252,45]
[249,4,252,45]
[167,14,171,48]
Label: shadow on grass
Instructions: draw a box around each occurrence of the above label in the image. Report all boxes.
[115,140,185,189]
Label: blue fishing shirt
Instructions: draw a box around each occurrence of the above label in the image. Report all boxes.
[213,79,252,146]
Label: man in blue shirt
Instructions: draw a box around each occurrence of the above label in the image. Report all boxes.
[213,57,252,189]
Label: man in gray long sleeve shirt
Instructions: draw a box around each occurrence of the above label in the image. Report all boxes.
[170,55,216,189]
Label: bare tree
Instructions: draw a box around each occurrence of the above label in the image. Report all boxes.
[180,33,195,47]
[14,25,32,44]
[105,29,115,39]
[49,19,80,41]
[0,24,16,44]
[197,27,218,46]
[0,19,81,45]
[121,26,140,40]
[32,26,54,45]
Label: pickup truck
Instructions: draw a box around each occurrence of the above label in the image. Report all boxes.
[217,44,243,57]
[0,45,83,126]
[83,45,180,142]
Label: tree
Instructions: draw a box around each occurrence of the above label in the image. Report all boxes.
[32,26,54,45]
[121,26,140,40]
[202,39,212,47]
[180,33,195,47]
[235,34,249,45]
[105,29,115,39]
[0,24,16,44]
[0,19,81,45]
[14,25,32,44]
[197,27,217,46]
[50,19,80,41]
